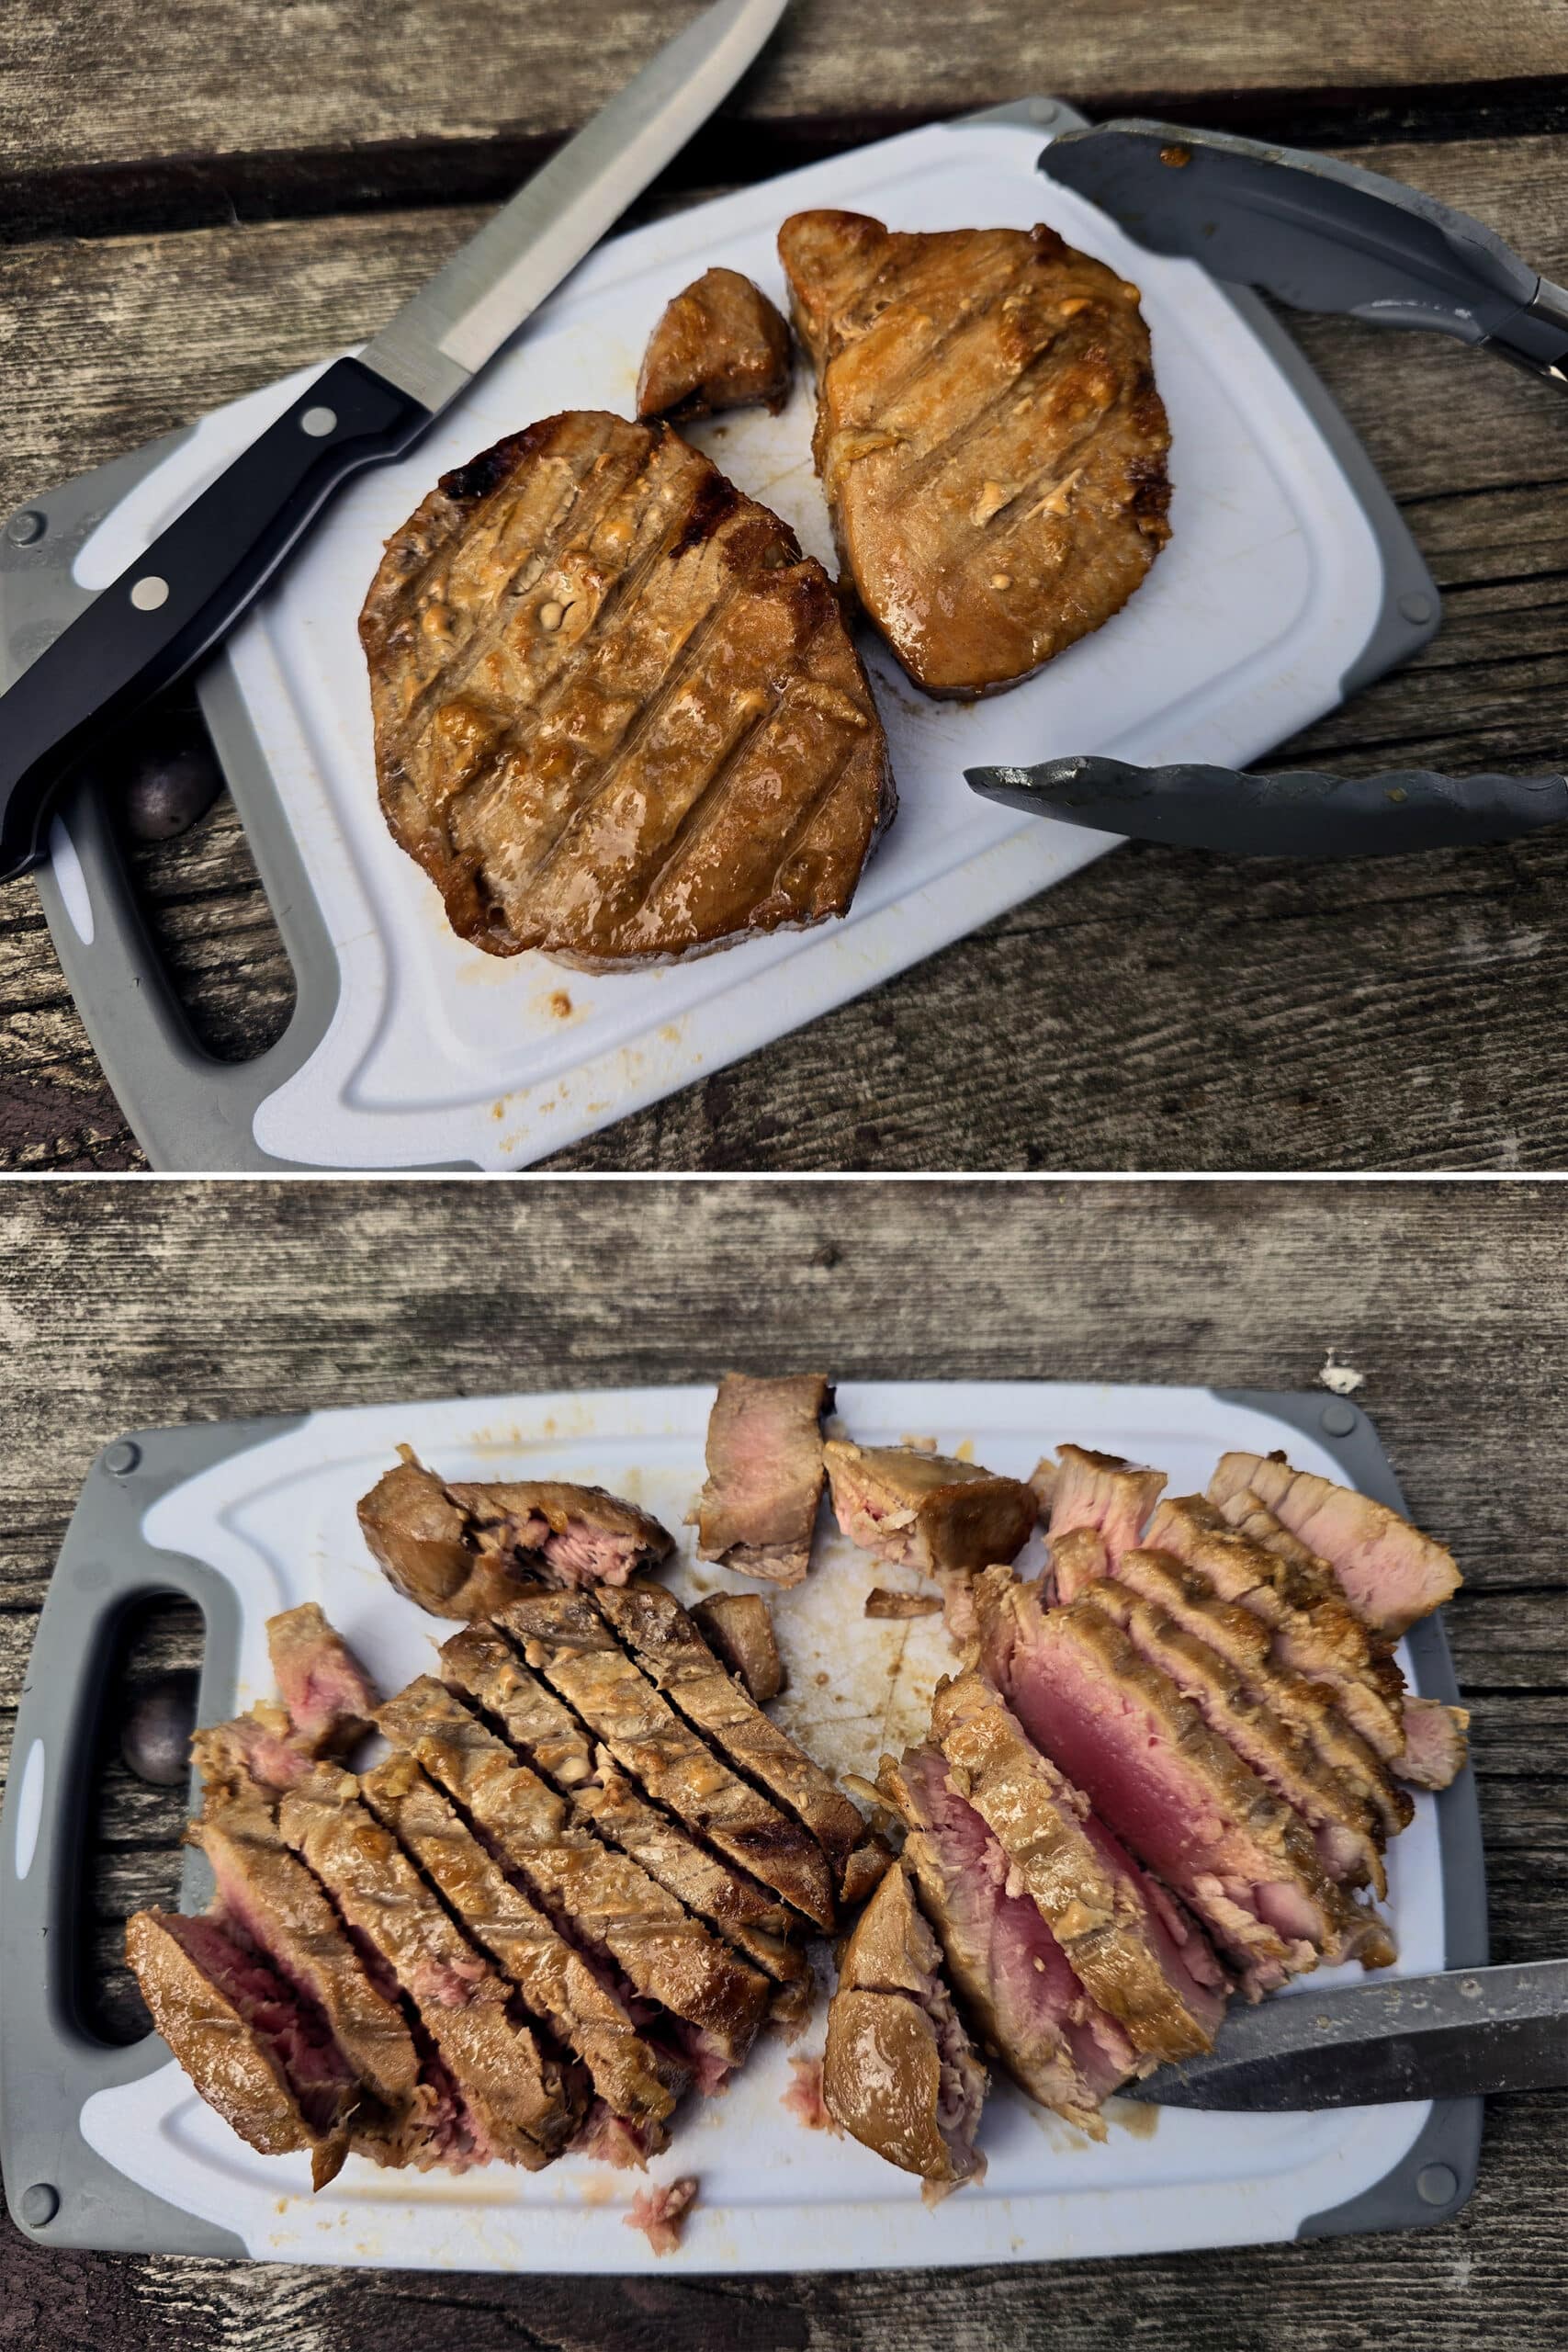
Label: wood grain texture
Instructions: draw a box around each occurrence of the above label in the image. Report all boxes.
[5,129,1568,1170]
[0,1178,1563,2343]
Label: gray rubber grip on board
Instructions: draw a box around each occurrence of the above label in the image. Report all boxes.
[0,1414,306,2256]
[1213,1388,1485,2241]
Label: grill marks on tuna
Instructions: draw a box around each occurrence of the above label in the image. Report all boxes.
[778,211,1171,697]
[976,1578,1377,1995]
[360,412,894,969]
[375,1671,772,2079]
[497,1589,838,1928]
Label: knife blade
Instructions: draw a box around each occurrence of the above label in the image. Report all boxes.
[0,0,790,882]
[1122,1960,1568,2110]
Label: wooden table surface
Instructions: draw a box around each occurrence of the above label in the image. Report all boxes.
[0,1178,1563,2348]
[4,4,1568,1170]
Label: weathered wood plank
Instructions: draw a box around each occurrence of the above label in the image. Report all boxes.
[3,0,1567,194]
[4,131,1568,1171]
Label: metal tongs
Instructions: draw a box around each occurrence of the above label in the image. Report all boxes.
[966,120,1568,857]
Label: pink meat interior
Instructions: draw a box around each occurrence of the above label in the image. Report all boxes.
[165,1913,355,2133]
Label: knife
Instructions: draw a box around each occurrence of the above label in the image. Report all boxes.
[0,0,789,883]
[1122,1958,1568,2110]
[966,119,1568,860]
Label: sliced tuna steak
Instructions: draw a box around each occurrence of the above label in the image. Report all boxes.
[278,1765,580,2166]
[377,1673,771,2075]
[126,1908,360,2189]
[360,412,895,968]
[976,1574,1385,1991]
[497,1589,836,1928]
[929,1669,1224,2060]
[593,1580,868,1893]
[359,1749,685,2143]
[823,1440,1036,1576]
[822,1858,987,2187]
[1148,1496,1412,1782]
[1089,1574,1385,1894]
[694,1371,830,1584]
[1397,1697,1472,1790]
[1110,1547,1392,1894]
[439,1623,805,1990]
[1209,1452,1461,1636]
[1040,1444,1167,1563]
[881,1747,1136,2132]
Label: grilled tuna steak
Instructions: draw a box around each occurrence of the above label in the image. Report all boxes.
[1208,1453,1461,1636]
[822,1858,987,2187]
[360,412,895,967]
[637,268,793,422]
[357,1448,672,1620]
[1149,1495,1412,1787]
[377,1672,772,2078]
[440,1623,805,1989]
[824,1441,1036,1577]
[1040,1444,1168,1577]
[1397,1696,1472,1790]
[691,1591,784,1702]
[127,1909,361,2189]
[694,1371,831,1583]
[278,1765,581,2165]
[265,1602,376,1757]
[929,1671,1224,2061]
[498,1589,838,1928]
[778,210,1171,696]
[594,1580,869,1894]
[190,1798,429,2144]
[1109,1548,1391,1894]
[976,1575,1390,1992]
[359,1750,686,2146]
[1089,1574,1384,1894]
[882,1747,1138,2132]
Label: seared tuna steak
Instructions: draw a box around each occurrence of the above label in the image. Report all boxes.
[360,413,895,967]
[359,1749,686,2143]
[357,1448,673,1620]
[1209,1453,1461,1637]
[440,1623,805,1989]
[778,211,1171,696]
[1149,1496,1411,1785]
[694,1371,831,1584]
[1038,1444,1168,1571]
[1397,1696,1472,1790]
[882,1747,1138,2132]
[823,1858,987,2187]
[126,1908,361,2189]
[691,1591,784,1702]
[376,1673,772,2076]
[497,1589,837,1928]
[594,1580,868,1894]
[823,1440,1036,1577]
[637,268,793,422]
[265,1602,376,1757]
[976,1575,1388,1992]
[278,1766,581,2165]
[929,1670,1224,2061]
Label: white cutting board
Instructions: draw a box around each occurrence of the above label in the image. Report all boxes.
[73,116,1392,1170]
[79,1383,1448,2272]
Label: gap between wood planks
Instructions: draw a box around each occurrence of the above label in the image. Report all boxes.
[6,74,1568,247]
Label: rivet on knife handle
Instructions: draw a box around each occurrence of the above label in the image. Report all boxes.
[966,755,1568,858]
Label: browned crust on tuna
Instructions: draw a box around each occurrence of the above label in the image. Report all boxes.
[359,412,894,967]
[637,267,794,423]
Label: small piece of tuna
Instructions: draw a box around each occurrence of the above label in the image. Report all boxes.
[266,1602,376,1756]
[637,268,793,422]
[1041,1444,1167,1562]
[1397,1696,1472,1790]
[691,1591,785,1701]
[694,1372,830,1584]
[824,1440,1035,1577]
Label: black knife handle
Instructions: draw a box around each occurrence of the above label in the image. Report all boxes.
[966,754,1568,859]
[0,356,431,880]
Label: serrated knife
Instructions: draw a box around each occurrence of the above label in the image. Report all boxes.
[0,0,790,882]
[1122,1959,1568,2109]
